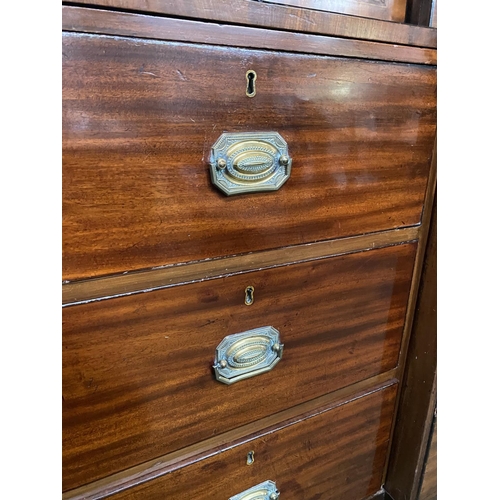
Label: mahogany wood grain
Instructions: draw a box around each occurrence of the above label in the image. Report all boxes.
[385,196,436,500]
[381,136,435,484]
[62,7,436,65]
[64,375,397,499]
[62,226,419,306]
[107,384,398,499]
[262,0,407,22]
[62,243,415,490]
[62,32,436,281]
[63,1,437,48]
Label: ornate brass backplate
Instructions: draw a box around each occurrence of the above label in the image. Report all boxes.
[209,132,292,195]
[213,326,284,385]
[229,480,280,500]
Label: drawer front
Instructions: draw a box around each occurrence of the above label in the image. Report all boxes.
[62,32,436,281]
[260,0,407,22]
[110,384,398,499]
[63,243,415,490]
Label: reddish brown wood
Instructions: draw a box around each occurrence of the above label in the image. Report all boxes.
[63,243,415,491]
[63,375,397,500]
[262,0,407,22]
[63,0,437,48]
[62,32,436,281]
[107,384,398,499]
[385,196,437,500]
[62,227,419,306]
[62,7,436,65]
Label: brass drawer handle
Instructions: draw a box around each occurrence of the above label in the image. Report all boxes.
[210,132,292,195]
[229,480,280,500]
[213,326,284,385]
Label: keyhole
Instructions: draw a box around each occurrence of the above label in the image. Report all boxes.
[246,450,255,465]
[246,70,257,97]
[245,286,255,306]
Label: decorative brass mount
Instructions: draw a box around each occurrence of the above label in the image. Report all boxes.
[229,480,280,500]
[209,132,292,195]
[213,326,284,385]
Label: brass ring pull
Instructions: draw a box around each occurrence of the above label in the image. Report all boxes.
[229,480,280,500]
[213,326,284,385]
[210,132,292,195]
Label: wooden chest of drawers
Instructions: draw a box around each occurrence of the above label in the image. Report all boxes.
[62,3,437,499]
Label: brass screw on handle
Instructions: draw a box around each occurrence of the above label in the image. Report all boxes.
[217,158,227,170]
[279,155,289,166]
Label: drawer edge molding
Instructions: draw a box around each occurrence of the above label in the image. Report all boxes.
[63,0,437,49]
[62,371,398,500]
[62,226,420,306]
[62,7,437,65]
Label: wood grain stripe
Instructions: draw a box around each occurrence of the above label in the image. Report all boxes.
[63,226,419,306]
[62,7,436,65]
[63,373,397,500]
[382,136,437,484]
[63,0,437,48]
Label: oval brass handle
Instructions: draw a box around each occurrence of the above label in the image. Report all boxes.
[229,480,280,500]
[210,132,292,195]
[213,326,284,385]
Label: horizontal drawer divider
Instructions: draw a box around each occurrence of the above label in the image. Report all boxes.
[63,0,436,49]
[63,370,398,500]
[63,226,419,306]
[62,7,436,65]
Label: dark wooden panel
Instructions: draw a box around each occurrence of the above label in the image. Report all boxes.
[406,0,436,27]
[62,243,416,490]
[62,33,436,281]
[109,384,398,499]
[430,0,437,28]
[261,0,407,22]
[419,417,437,500]
[63,0,437,48]
[62,7,436,65]
[385,196,436,500]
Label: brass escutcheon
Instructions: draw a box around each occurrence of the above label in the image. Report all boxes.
[246,70,257,97]
[245,286,254,306]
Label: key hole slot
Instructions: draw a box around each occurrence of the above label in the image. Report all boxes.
[245,286,255,306]
[246,450,255,465]
[246,70,257,97]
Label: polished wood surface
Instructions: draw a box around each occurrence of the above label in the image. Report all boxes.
[63,243,415,490]
[385,195,436,500]
[63,7,436,65]
[381,137,435,480]
[63,226,419,306]
[64,375,397,500]
[419,417,437,500]
[64,0,436,48]
[108,384,398,499]
[62,32,436,281]
[262,0,407,22]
